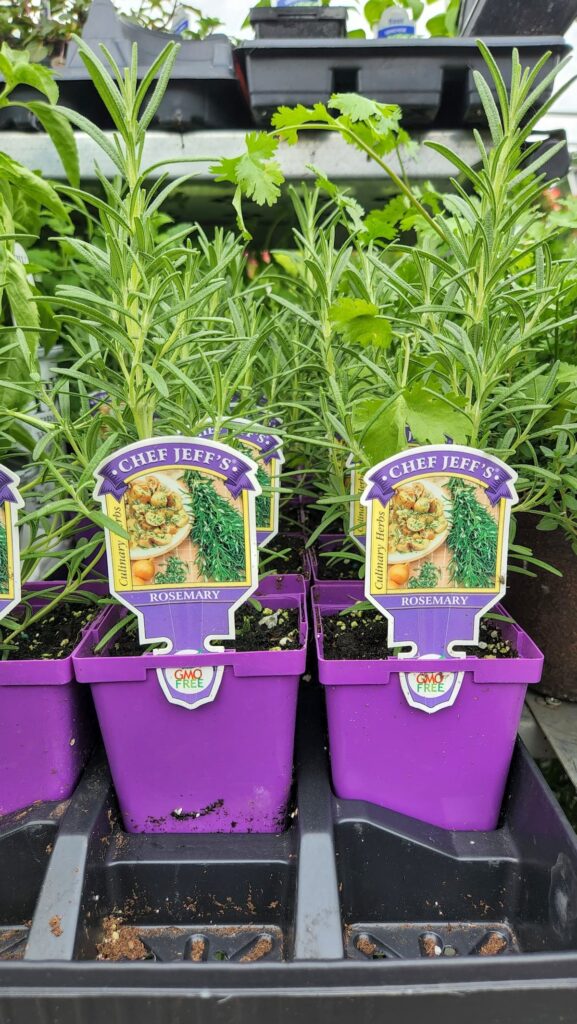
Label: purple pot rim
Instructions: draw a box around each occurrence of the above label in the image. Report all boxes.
[0,580,109,684]
[311,583,544,686]
[73,577,308,683]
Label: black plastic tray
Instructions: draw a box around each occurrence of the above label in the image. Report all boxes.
[2,684,577,1021]
[0,0,251,133]
[249,5,348,40]
[236,36,571,128]
[459,0,577,37]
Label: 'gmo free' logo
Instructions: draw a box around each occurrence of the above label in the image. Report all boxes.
[157,659,223,710]
[171,666,210,691]
[413,670,450,694]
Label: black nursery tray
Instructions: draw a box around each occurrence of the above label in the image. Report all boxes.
[3,686,577,1023]
[236,36,570,128]
[0,0,251,133]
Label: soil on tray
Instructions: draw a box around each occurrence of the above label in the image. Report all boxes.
[322,610,517,661]
[261,534,306,575]
[0,602,97,661]
[99,606,301,657]
[316,548,362,581]
[96,915,149,961]
[478,933,507,956]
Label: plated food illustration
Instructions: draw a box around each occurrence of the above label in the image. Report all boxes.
[386,476,500,592]
[126,474,190,560]
[388,481,449,563]
[121,470,248,588]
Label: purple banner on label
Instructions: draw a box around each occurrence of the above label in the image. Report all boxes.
[96,438,257,502]
[365,449,516,509]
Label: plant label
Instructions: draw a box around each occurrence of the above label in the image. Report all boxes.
[94,437,261,709]
[349,430,452,553]
[198,422,283,548]
[347,455,367,552]
[362,445,518,711]
[0,466,22,622]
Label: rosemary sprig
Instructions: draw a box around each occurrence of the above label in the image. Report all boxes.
[255,464,271,528]
[183,470,246,582]
[238,444,271,528]
[0,524,8,592]
[447,478,498,589]
[156,555,188,585]
[408,561,440,589]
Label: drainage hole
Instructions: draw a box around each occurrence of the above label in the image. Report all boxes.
[476,931,508,957]
[419,932,443,958]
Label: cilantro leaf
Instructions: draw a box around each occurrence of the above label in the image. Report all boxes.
[354,395,408,462]
[404,385,471,445]
[330,298,392,348]
[211,132,283,207]
[271,103,331,144]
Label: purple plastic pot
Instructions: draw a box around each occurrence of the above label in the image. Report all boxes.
[73,577,307,835]
[310,534,363,584]
[0,582,101,818]
[313,583,544,832]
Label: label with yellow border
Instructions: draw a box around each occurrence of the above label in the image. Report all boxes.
[0,466,22,620]
[361,445,518,711]
[94,437,261,709]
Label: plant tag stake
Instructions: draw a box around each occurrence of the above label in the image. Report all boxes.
[361,445,517,713]
[198,422,283,548]
[0,466,23,622]
[94,437,260,710]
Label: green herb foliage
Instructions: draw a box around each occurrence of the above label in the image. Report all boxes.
[0,524,8,592]
[254,464,271,528]
[447,479,498,589]
[184,471,246,582]
[408,561,440,589]
[155,555,189,584]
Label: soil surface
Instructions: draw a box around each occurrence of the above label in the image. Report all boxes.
[323,610,517,661]
[225,605,300,652]
[1,603,97,661]
[261,534,307,575]
[453,621,516,659]
[96,915,149,961]
[323,608,393,660]
[99,606,301,657]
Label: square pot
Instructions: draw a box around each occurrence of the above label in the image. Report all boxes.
[73,578,307,834]
[313,582,544,831]
[0,583,99,817]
